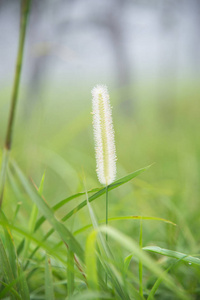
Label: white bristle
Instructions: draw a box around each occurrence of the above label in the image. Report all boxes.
[92,85,117,185]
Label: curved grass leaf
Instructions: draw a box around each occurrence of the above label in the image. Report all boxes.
[74,216,176,236]
[143,246,200,266]
[62,165,152,222]
[34,165,151,233]
[124,254,134,274]
[11,161,84,262]
[34,187,101,232]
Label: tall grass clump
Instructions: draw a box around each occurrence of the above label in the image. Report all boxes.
[0,1,200,300]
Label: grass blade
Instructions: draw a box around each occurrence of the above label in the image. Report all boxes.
[11,161,84,262]
[124,254,134,274]
[85,187,129,299]
[0,280,21,300]
[17,266,30,300]
[63,165,152,222]
[147,257,187,300]
[23,172,45,263]
[85,230,99,291]
[0,211,17,279]
[0,237,16,299]
[0,219,66,265]
[143,246,200,266]
[139,220,143,297]
[92,225,189,300]
[73,215,176,236]
[67,249,75,297]
[34,187,101,232]
[25,166,151,265]
[45,256,55,300]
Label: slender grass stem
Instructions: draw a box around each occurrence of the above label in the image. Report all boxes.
[105,185,108,285]
[0,0,31,207]
[139,220,143,297]
[106,185,108,241]
[67,249,74,297]
[0,150,10,206]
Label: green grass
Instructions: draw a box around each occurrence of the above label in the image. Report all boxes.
[0,79,200,299]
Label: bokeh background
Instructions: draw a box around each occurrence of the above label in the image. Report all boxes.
[0,0,200,265]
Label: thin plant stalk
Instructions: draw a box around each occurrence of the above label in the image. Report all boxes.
[105,185,108,285]
[0,0,32,207]
[67,249,74,297]
[106,185,108,241]
[139,220,143,297]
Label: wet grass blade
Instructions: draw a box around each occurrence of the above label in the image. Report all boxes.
[143,246,200,266]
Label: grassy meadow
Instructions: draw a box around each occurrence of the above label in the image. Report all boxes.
[0,1,200,298]
[0,78,200,299]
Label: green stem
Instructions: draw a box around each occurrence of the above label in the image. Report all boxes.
[67,249,74,297]
[106,185,108,241]
[0,150,10,206]
[139,220,143,297]
[105,185,108,285]
[0,0,31,207]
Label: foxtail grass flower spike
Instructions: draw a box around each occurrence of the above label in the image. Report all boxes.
[92,85,117,185]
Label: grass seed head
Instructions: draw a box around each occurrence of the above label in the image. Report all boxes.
[92,85,117,185]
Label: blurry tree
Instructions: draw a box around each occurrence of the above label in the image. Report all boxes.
[51,0,135,115]
[104,0,133,116]
[88,0,134,116]
[157,0,180,126]
[24,0,47,116]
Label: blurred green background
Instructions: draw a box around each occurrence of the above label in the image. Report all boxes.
[0,1,200,293]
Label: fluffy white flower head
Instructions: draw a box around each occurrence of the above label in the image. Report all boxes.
[92,85,117,185]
